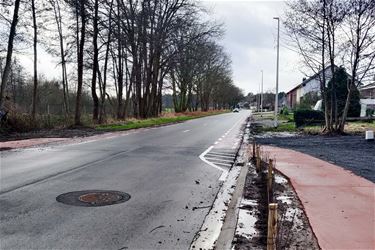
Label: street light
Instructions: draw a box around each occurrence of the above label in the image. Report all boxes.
[273,17,280,128]
[261,70,263,117]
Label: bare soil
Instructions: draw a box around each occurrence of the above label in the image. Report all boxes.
[233,159,320,250]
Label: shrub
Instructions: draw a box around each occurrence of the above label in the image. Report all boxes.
[366,109,374,117]
[294,109,325,127]
[280,107,289,115]
[327,67,361,118]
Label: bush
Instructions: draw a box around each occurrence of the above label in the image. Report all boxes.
[294,109,325,127]
[366,109,375,117]
[327,67,361,118]
[280,107,289,115]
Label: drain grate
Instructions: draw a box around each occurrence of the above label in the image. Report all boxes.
[56,190,130,207]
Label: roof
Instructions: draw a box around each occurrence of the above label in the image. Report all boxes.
[287,65,340,94]
[359,83,375,90]
[287,84,302,94]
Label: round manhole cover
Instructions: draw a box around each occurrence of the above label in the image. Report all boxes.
[56,190,130,207]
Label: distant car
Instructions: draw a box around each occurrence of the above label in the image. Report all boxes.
[232,108,239,113]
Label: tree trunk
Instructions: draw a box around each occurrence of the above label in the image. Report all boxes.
[91,0,99,122]
[339,82,352,132]
[74,0,86,126]
[31,0,38,120]
[116,0,124,119]
[99,0,114,123]
[51,0,69,115]
[0,0,21,107]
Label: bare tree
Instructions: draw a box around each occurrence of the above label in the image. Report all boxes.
[90,0,99,122]
[339,0,375,132]
[0,0,21,107]
[50,0,70,114]
[31,0,38,120]
[74,0,87,125]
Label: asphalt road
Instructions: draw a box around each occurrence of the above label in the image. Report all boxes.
[0,110,250,250]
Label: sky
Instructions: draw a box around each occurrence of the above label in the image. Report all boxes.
[17,0,306,96]
[200,0,305,95]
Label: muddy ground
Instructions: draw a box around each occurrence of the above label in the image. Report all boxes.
[232,159,320,250]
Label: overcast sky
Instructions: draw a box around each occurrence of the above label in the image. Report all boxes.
[18,0,305,95]
[201,0,304,95]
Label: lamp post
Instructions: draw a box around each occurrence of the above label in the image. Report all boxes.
[273,17,280,127]
[261,70,263,117]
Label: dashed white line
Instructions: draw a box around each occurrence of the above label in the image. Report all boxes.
[183,130,190,133]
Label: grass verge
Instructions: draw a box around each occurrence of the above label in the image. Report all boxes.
[96,110,229,131]
[259,122,297,133]
[259,120,375,134]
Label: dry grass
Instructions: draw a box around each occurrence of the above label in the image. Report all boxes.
[304,121,375,134]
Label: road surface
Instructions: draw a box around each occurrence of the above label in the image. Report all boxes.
[0,110,250,249]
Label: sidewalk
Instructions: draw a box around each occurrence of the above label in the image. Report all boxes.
[262,145,375,250]
[0,138,68,150]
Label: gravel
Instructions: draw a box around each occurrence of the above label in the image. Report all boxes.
[255,134,375,183]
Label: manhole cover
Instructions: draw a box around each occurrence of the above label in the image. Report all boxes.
[56,190,130,207]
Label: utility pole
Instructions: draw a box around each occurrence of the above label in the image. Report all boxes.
[261,70,263,117]
[273,17,280,127]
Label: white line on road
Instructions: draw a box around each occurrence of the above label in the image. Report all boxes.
[183,130,190,133]
[205,153,235,159]
[199,146,228,181]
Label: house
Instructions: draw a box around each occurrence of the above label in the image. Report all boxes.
[359,83,375,117]
[286,66,336,109]
[360,83,375,99]
[286,84,301,109]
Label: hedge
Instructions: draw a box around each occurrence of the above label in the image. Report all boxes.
[294,109,325,127]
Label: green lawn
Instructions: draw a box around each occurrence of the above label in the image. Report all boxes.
[260,122,297,132]
[96,116,193,131]
[96,110,229,131]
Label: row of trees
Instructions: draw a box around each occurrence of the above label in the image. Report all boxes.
[285,0,375,133]
[0,0,243,126]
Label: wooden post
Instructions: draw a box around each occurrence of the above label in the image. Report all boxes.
[267,203,278,250]
[252,139,256,159]
[268,159,273,203]
[256,145,260,172]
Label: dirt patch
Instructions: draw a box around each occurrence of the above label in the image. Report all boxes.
[233,159,320,250]
[0,127,104,142]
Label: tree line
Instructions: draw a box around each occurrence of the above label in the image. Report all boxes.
[284,0,375,133]
[0,0,243,126]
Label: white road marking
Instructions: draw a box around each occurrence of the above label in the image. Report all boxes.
[205,154,235,159]
[183,130,190,133]
[204,157,234,164]
[211,162,233,167]
[199,146,228,181]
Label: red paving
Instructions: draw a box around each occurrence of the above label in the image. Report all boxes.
[262,145,375,250]
[0,138,68,150]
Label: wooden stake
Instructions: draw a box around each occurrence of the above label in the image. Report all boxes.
[252,139,256,159]
[268,159,273,204]
[267,203,278,250]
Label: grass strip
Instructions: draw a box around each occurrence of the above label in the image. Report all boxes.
[95,111,229,131]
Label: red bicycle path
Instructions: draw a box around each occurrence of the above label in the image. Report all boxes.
[262,145,374,250]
